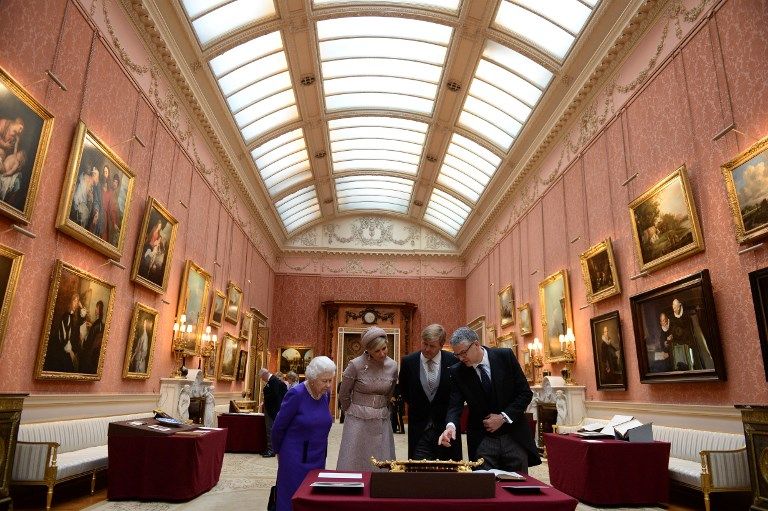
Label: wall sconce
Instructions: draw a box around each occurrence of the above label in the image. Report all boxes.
[172,314,193,378]
[528,337,544,385]
[559,327,577,385]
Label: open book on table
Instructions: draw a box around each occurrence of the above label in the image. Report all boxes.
[474,469,526,481]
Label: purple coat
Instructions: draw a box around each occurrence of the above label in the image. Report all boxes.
[272,382,332,511]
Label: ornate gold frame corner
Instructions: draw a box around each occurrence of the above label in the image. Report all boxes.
[579,237,621,304]
[0,244,23,354]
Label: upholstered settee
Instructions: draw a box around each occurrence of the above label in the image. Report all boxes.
[12,412,153,510]
[554,419,750,511]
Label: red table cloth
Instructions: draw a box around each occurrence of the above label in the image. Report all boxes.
[107,427,227,501]
[217,413,267,453]
[292,469,577,511]
[544,433,670,505]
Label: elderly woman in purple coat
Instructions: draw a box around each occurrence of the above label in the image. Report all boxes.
[271,355,336,511]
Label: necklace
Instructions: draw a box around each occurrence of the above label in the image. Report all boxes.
[305,381,322,400]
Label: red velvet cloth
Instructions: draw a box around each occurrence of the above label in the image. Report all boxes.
[544,433,670,505]
[292,469,577,511]
[107,428,227,501]
[217,413,267,453]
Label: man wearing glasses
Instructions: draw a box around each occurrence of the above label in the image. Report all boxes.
[438,327,540,473]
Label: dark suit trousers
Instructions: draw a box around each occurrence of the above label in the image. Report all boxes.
[476,432,528,473]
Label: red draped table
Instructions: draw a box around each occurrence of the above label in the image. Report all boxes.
[544,433,670,506]
[292,469,577,511]
[217,413,267,453]
[107,420,227,501]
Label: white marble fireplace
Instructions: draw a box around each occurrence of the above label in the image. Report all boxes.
[157,369,216,427]
[528,376,585,446]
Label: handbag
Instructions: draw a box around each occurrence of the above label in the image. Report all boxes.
[267,484,277,511]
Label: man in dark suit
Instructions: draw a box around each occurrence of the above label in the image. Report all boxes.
[438,327,540,472]
[259,368,287,457]
[398,324,462,461]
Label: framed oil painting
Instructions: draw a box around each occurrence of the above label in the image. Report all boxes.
[130,197,178,293]
[579,238,621,303]
[522,350,534,383]
[279,346,314,376]
[56,121,135,260]
[539,269,573,363]
[518,303,533,336]
[748,267,768,381]
[496,331,516,350]
[203,343,218,380]
[467,315,487,346]
[240,309,253,341]
[224,280,242,324]
[722,134,768,244]
[218,333,239,381]
[209,289,225,327]
[0,244,23,354]
[629,269,725,383]
[589,310,627,391]
[35,260,115,380]
[0,66,54,224]
[176,260,212,355]
[498,285,515,327]
[628,165,703,273]
[122,302,158,379]
[236,350,248,381]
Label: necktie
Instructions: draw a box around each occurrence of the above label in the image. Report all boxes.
[479,363,492,397]
[426,359,437,393]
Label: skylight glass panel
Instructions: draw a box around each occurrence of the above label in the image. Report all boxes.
[317,17,452,114]
[424,189,471,237]
[183,0,276,46]
[313,0,460,11]
[251,129,312,197]
[275,185,320,232]
[436,134,501,203]
[209,31,299,144]
[335,175,414,214]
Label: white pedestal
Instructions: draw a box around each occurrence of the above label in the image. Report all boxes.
[157,369,216,427]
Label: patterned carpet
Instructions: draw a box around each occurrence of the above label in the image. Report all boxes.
[85,423,668,511]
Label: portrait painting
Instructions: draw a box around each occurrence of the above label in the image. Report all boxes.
[176,260,212,355]
[518,302,533,335]
[0,66,54,224]
[236,350,248,381]
[224,281,243,324]
[722,134,768,244]
[35,260,115,381]
[538,269,573,363]
[589,310,627,391]
[218,333,239,381]
[628,165,703,273]
[279,346,314,376]
[629,269,725,383]
[122,303,158,379]
[467,315,487,346]
[240,310,253,340]
[130,197,178,293]
[580,238,621,303]
[498,285,515,327]
[56,121,135,260]
[0,244,23,354]
[496,331,516,350]
[209,289,225,327]
[748,267,768,382]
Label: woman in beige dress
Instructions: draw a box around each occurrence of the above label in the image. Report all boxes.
[336,326,398,471]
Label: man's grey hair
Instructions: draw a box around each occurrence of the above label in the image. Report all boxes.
[286,371,299,383]
[421,324,446,344]
[305,356,336,380]
[450,326,479,347]
[258,368,270,377]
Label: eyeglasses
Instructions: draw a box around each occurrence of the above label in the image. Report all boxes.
[454,341,477,359]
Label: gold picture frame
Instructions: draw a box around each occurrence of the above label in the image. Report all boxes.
[0,65,54,224]
[496,331,517,350]
[467,315,486,346]
[56,121,135,260]
[628,165,703,273]
[0,244,23,354]
[130,197,178,293]
[518,302,533,336]
[279,346,314,376]
[579,238,621,303]
[176,260,212,355]
[240,309,254,341]
[722,134,768,244]
[122,302,158,380]
[218,333,239,381]
[35,260,115,381]
[209,289,226,328]
[538,269,574,363]
[224,280,243,324]
[498,284,515,328]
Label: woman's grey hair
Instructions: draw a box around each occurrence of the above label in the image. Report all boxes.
[305,356,336,380]
[450,326,479,347]
[422,324,446,344]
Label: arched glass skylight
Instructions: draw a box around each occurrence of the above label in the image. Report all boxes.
[209,31,299,144]
[275,185,321,232]
[328,117,428,175]
[251,129,312,197]
[436,133,502,203]
[316,17,452,115]
[335,175,414,214]
[182,0,276,46]
[423,188,471,237]
[313,0,460,11]
[459,40,553,151]
[494,0,598,61]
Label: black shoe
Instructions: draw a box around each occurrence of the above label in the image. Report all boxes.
[261,450,275,457]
